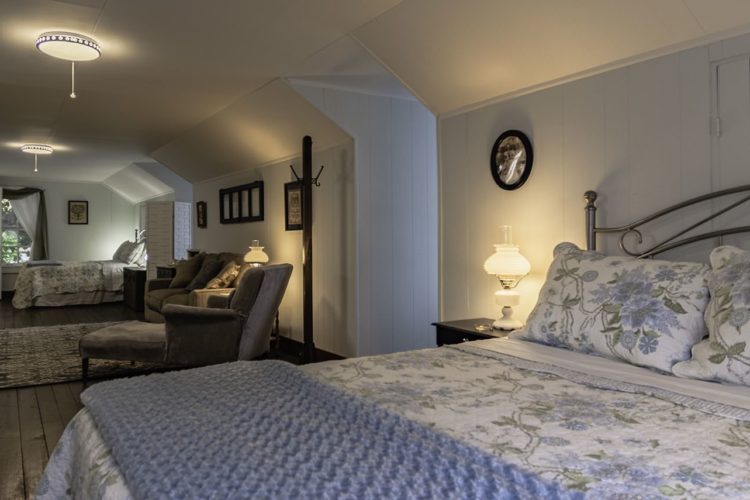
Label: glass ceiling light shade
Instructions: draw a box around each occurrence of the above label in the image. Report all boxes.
[36,32,101,61]
[21,144,54,155]
[21,144,54,173]
[244,240,269,267]
[36,31,101,99]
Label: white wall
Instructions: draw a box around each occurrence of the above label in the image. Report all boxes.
[1,176,136,290]
[291,83,439,356]
[192,142,356,357]
[439,31,750,324]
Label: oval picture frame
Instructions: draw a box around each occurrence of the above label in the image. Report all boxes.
[490,130,533,191]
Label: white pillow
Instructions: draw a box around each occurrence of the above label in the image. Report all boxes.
[512,242,710,372]
[673,246,750,384]
[125,241,146,265]
[113,241,131,261]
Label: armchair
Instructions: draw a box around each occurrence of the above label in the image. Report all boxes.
[79,264,293,380]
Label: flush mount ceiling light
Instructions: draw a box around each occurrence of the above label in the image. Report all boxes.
[21,144,54,173]
[36,31,101,99]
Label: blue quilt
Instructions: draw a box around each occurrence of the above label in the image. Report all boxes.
[75,360,579,499]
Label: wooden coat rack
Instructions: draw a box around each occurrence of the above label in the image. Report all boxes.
[289,136,323,363]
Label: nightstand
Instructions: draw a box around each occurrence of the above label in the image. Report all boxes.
[433,318,508,346]
[155,265,177,279]
[123,267,147,311]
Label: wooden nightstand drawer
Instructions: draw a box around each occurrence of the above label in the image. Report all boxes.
[433,318,507,346]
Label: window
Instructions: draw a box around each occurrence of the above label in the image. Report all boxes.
[1,199,32,264]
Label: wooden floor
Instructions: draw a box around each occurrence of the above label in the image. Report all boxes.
[0,299,141,500]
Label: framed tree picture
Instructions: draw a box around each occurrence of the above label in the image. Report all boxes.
[68,200,88,225]
[284,181,303,231]
[196,201,207,228]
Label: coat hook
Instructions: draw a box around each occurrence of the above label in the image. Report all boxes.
[290,165,301,182]
[312,165,325,187]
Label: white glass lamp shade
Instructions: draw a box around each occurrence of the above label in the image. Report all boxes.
[244,240,269,266]
[36,32,101,61]
[483,244,531,288]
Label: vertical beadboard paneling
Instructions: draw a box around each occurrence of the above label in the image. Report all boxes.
[715,56,750,248]
[291,82,439,356]
[439,114,469,320]
[439,32,750,324]
[391,99,414,352]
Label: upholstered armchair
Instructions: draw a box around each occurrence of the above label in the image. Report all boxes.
[79,264,293,379]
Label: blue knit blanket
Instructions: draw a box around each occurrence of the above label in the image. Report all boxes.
[82,360,580,499]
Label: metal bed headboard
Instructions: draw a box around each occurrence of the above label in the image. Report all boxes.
[584,185,750,258]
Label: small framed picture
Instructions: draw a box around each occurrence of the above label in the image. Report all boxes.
[196,201,207,228]
[68,200,88,225]
[284,182,303,231]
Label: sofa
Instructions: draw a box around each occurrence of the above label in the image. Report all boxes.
[144,252,255,323]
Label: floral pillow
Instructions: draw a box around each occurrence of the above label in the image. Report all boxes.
[511,242,710,372]
[673,246,750,384]
[206,263,240,289]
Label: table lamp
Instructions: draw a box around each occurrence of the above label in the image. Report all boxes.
[244,240,269,267]
[483,226,531,330]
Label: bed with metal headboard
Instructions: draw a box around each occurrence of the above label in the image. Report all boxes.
[584,185,750,257]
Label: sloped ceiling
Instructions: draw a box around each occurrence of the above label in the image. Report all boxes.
[151,79,351,183]
[5,0,750,186]
[352,0,750,115]
[0,0,401,183]
[103,163,174,204]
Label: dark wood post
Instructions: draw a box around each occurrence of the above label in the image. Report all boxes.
[302,136,316,363]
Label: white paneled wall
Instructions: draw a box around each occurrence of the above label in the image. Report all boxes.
[192,143,356,357]
[439,31,750,325]
[291,83,439,356]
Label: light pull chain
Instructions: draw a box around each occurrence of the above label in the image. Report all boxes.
[34,154,38,173]
[70,61,76,99]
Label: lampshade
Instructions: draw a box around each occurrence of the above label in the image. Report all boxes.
[483,225,530,288]
[36,32,101,61]
[244,240,269,265]
[483,245,531,275]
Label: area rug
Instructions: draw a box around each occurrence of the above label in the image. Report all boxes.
[0,322,165,389]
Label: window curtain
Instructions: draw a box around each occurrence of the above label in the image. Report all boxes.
[3,188,49,260]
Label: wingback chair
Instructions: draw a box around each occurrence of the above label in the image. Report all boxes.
[79,264,293,380]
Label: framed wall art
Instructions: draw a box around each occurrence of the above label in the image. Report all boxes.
[219,181,264,224]
[196,201,207,228]
[68,200,88,225]
[490,130,533,191]
[284,181,303,231]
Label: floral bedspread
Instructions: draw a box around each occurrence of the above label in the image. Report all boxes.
[12,260,126,309]
[39,345,750,499]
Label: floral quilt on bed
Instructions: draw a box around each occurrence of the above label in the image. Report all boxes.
[306,346,750,499]
[12,261,125,309]
[38,345,750,499]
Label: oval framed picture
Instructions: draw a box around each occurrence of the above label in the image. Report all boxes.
[490,130,533,190]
